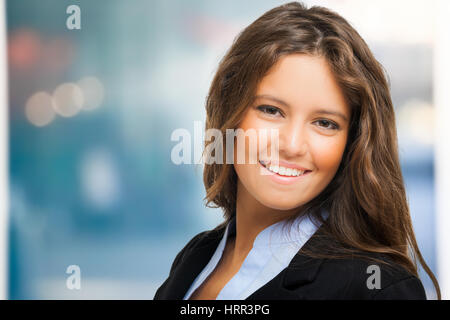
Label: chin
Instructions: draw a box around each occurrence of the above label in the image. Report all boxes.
[258,197,305,212]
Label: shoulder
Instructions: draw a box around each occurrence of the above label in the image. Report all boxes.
[288,223,428,300]
[167,225,226,275]
[314,252,427,300]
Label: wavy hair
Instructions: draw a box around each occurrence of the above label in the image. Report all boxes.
[201,1,440,299]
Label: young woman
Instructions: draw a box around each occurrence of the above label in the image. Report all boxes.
[154,1,440,300]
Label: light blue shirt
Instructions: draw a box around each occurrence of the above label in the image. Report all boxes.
[183,209,328,300]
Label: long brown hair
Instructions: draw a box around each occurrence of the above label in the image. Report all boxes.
[202,1,440,299]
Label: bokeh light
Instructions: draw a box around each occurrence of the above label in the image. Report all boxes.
[397,99,435,146]
[8,28,41,69]
[80,148,120,211]
[77,76,105,111]
[24,91,56,127]
[52,82,84,117]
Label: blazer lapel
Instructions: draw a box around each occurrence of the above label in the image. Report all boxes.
[246,223,328,300]
[157,219,332,300]
[156,227,226,299]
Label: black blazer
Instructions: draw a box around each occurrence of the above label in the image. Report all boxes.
[153,221,427,300]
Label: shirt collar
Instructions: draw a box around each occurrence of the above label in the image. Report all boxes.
[224,208,329,248]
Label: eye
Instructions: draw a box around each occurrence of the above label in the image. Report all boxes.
[256,105,283,117]
[314,119,339,130]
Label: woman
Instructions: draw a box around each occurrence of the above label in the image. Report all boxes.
[154,1,440,300]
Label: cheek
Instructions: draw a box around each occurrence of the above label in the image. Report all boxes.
[310,134,347,172]
[232,112,268,192]
[234,113,276,161]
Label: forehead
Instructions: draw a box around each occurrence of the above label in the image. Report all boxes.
[255,54,349,116]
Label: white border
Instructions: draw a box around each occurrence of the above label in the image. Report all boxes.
[0,0,8,300]
[434,0,450,300]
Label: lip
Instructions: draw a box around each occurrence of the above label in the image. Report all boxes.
[259,159,311,172]
[259,161,312,185]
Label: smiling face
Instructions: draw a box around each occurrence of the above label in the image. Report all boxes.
[233,53,351,213]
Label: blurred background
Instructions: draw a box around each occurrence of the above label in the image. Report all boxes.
[1,0,448,299]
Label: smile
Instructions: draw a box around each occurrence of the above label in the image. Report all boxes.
[259,160,312,185]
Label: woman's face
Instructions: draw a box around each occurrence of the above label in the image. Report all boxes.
[233,53,350,212]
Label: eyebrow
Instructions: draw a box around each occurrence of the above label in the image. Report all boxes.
[254,94,349,122]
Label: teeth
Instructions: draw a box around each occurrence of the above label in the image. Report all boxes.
[266,164,306,177]
[269,165,279,173]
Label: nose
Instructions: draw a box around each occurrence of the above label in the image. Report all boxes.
[278,121,308,157]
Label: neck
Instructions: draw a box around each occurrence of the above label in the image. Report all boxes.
[230,180,299,264]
